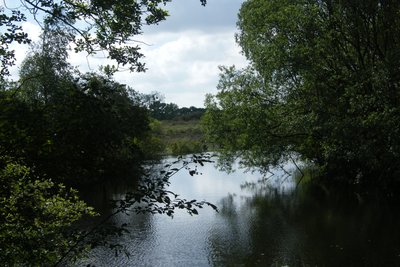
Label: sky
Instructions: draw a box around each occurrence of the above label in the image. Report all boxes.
[9,0,248,108]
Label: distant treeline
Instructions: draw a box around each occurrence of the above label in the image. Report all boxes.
[141,92,205,121]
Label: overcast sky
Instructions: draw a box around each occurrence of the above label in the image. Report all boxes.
[11,0,248,107]
[121,0,248,107]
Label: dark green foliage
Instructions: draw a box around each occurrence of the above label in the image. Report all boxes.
[203,0,400,186]
[1,75,150,184]
[141,92,180,120]
[176,106,206,121]
[0,26,150,184]
[42,74,149,183]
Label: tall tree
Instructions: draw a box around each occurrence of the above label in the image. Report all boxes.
[204,0,400,186]
[0,22,150,184]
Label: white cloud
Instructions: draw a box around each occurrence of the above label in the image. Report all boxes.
[8,0,248,108]
[115,30,248,107]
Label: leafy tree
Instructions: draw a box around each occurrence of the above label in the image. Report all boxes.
[17,22,76,104]
[1,25,150,184]
[176,106,206,121]
[203,65,295,169]
[53,73,149,183]
[8,72,150,184]
[203,0,400,186]
[141,92,180,120]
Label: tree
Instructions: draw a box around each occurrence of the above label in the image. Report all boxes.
[203,0,400,186]
[0,24,150,184]
[141,92,178,120]
[140,92,205,120]
[0,0,207,77]
[49,73,150,183]
[203,65,295,169]
[16,22,76,107]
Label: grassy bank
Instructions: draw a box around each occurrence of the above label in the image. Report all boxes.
[153,119,206,155]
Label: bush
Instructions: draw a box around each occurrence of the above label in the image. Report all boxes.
[0,157,96,266]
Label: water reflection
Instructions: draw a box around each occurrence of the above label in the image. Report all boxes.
[77,157,400,266]
[212,180,400,266]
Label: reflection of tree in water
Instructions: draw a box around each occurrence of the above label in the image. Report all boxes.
[206,164,298,266]
[207,192,254,266]
[76,177,155,266]
[79,176,140,217]
[220,193,237,217]
[208,164,400,266]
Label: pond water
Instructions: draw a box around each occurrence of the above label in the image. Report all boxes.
[77,157,400,266]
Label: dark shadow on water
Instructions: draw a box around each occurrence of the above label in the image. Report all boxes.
[209,178,400,266]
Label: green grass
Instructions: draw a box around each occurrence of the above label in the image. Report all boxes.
[155,119,206,155]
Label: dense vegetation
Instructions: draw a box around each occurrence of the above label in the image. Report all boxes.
[152,119,206,155]
[2,24,150,185]
[0,0,209,265]
[203,0,400,188]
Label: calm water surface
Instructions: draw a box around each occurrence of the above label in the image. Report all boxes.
[77,157,400,266]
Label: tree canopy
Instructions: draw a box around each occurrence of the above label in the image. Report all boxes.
[1,25,151,184]
[203,0,400,186]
